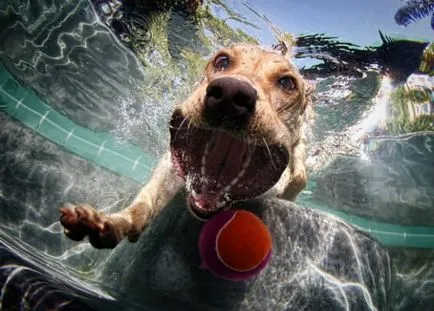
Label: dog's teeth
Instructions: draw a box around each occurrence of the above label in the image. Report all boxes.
[201,141,211,176]
[216,201,226,209]
[229,153,251,187]
[204,141,211,157]
[230,177,239,186]
[195,200,204,209]
[192,189,199,199]
[242,152,252,170]
[237,168,246,179]
[228,166,247,187]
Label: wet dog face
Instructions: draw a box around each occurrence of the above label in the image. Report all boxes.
[169,44,309,219]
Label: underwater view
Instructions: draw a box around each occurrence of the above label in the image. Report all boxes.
[0,0,433,310]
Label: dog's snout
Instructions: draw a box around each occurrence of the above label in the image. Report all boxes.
[205,77,257,122]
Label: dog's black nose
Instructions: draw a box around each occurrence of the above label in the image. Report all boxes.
[204,77,257,123]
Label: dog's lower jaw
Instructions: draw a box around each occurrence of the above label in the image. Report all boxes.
[169,111,290,219]
[186,193,231,221]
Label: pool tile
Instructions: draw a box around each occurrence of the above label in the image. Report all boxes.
[104,136,143,160]
[97,149,132,175]
[74,127,109,147]
[21,92,51,115]
[405,232,434,249]
[38,111,76,144]
[0,90,13,113]
[65,127,106,160]
[66,135,100,160]
[96,148,153,183]
[137,156,156,173]
[130,166,152,183]
[349,215,372,231]
[1,79,28,101]
[0,67,11,85]
[12,105,47,129]
[372,230,405,247]
[45,110,76,134]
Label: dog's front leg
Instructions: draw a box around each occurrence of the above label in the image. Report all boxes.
[282,136,307,201]
[59,152,184,249]
[266,136,307,202]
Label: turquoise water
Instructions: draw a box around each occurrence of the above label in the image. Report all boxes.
[0,0,433,310]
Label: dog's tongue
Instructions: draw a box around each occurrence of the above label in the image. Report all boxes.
[203,130,249,190]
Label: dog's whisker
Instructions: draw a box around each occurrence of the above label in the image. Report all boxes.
[173,114,190,131]
[263,137,277,170]
[186,117,196,146]
[277,100,304,115]
[173,114,191,143]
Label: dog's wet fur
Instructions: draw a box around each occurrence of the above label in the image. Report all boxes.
[60,44,313,249]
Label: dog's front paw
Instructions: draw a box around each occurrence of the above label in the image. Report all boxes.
[59,203,126,249]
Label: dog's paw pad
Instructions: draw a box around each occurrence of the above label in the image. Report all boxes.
[59,203,120,249]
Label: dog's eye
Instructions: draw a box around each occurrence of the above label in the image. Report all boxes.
[278,76,296,92]
[214,54,230,71]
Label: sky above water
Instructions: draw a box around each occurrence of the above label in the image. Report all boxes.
[222,0,433,47]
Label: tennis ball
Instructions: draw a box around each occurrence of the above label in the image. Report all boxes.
[198,210,272,281]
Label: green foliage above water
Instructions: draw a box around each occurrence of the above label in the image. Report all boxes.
[388,114,434,134]
[179,48,208,80]
[131,12,179,100]
[420,43,434,76]
[388,85,434,135]
[194,5,259,46]
[127,1,259,103]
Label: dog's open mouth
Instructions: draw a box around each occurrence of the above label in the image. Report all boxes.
[169,110,289,220]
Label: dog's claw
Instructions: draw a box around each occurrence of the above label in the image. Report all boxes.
[59,203,121,249]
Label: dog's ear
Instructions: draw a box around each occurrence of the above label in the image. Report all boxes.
[273,40,293,59]
[301,80,315,114]
[304,81,315,97]
[272,35,295,59]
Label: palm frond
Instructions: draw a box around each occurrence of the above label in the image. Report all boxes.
[431,9,434,28]
[395,0,434,26]
[378,31,394,44]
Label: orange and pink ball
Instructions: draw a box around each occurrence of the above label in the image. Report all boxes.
[198,210,272,281]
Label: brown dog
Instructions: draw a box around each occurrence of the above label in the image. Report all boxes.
[59,44,312,249]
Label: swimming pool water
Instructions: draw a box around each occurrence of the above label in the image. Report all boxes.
[0,0,433,310]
